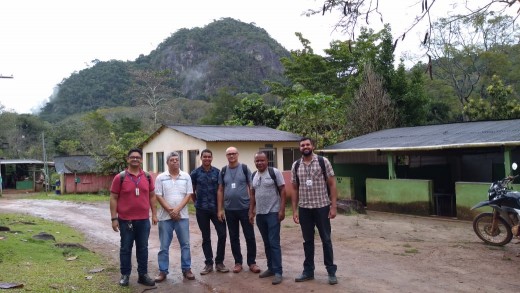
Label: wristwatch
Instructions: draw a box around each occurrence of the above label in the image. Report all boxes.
[111,217,118,221]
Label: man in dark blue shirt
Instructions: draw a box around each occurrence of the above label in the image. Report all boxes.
[190,149,230,275]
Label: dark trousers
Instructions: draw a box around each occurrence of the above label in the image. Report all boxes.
[196,208,227,265]
[299,206,337,276]
[257,212,282,275]
[118,219,151,276]
[225,209,257,266]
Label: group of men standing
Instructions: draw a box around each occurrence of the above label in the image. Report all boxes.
[109,137,338,288]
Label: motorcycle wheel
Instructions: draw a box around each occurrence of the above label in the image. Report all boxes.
[472,212,513,246]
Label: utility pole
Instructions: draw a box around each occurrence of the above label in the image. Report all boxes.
[42,132,49,194]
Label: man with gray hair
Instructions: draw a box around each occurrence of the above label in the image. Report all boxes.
[154,152,195,282]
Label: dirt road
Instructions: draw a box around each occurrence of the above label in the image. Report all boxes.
[1,196,519,293]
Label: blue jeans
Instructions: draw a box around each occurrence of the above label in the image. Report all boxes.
[196,208,227,265]
[299,206,337,276]
[119,219,151,276]
[158,219,191,274]
[225,209,257,265]
[256,212,282,275]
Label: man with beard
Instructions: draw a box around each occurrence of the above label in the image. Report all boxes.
[291,137,338,285]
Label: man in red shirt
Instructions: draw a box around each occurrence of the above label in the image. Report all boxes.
[110,148,158,287]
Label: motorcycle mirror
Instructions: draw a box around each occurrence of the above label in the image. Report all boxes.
[513,162,518,171]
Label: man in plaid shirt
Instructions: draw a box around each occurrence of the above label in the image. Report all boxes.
[291,137,338,285]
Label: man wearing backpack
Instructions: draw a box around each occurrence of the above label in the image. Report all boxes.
[291,137,338,285]
[110,148,158,287]
[249,151,286,285]
[217,146,261,274]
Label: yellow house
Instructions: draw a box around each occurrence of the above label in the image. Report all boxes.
[140,125,302,174]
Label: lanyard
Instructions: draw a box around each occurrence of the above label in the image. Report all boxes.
[127,171,142,197]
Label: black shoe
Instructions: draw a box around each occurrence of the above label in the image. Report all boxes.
[259,269,275,278]
[328,274,338,285]
[272,274,283,285]
[119,275,129,287]
[138,274,155,286]
[295,273,314,282]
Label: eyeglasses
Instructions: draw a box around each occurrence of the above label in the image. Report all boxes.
[128,156,142,160]
[226,152,238,156]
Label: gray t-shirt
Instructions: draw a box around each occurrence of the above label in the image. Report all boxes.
[218,164,252,210]
[252,168,285,215]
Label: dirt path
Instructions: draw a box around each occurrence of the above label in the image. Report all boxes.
[1,196,520,293]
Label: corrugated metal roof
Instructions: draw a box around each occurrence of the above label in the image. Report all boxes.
[166,125,302,142]
[0,159,50,165]
[323,119,520,153]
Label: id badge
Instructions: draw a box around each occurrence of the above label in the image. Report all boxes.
[306,179,313,187]
[135,188,140,197]
[231,183,236,189]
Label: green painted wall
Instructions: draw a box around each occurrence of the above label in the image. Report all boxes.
[16,180,33,190]
[366,178,433,216]
[336,176,353,200]
[455,182,520,220]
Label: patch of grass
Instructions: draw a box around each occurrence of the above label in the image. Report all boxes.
[402,243,412,248]
[30,193,110,202]
[0,214,128,293]
[404,248,419,254]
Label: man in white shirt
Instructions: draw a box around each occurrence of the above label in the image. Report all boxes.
[154,152,195,282]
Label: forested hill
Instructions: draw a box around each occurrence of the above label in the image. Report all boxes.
[39,18,290,122]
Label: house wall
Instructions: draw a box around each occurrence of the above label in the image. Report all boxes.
[142,128,299,174]
[366,178,433,216]
[63,173,114,194]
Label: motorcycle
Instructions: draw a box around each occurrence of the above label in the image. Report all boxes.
[471,163,520,246]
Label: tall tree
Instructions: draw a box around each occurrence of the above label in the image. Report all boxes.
[225,93,282,128]
[347,64,397,137]
[279,90,346,148]
[463,75,520,121]
[129,69,176,126]
[201,88,241,125]
[428,12,519,119]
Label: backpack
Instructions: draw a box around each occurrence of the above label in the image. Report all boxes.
[251,167,280,196]
[294,156,330,196]
[220,164,250,186]
[119,170,152,188]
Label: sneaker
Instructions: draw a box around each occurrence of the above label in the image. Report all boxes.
[183,269,196,280]
[119,275,129,287]
[272,274,283,285]
[328,274,338,285]
[200,264,213,275]
[259,269,275,278]
[215,263,230,273]
[137,274,155,286]
[295,273,314,282]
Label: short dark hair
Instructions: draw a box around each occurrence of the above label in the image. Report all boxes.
[127,148,143,158]
[300,137,315,146]
[200,149,213,158]
[167,151,180,161]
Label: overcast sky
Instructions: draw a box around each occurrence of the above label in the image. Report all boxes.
[0,0,490,114]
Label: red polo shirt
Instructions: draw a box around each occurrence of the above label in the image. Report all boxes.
[110,169,155,220]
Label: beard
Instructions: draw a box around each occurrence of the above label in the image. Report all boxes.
[301,149,313,157]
